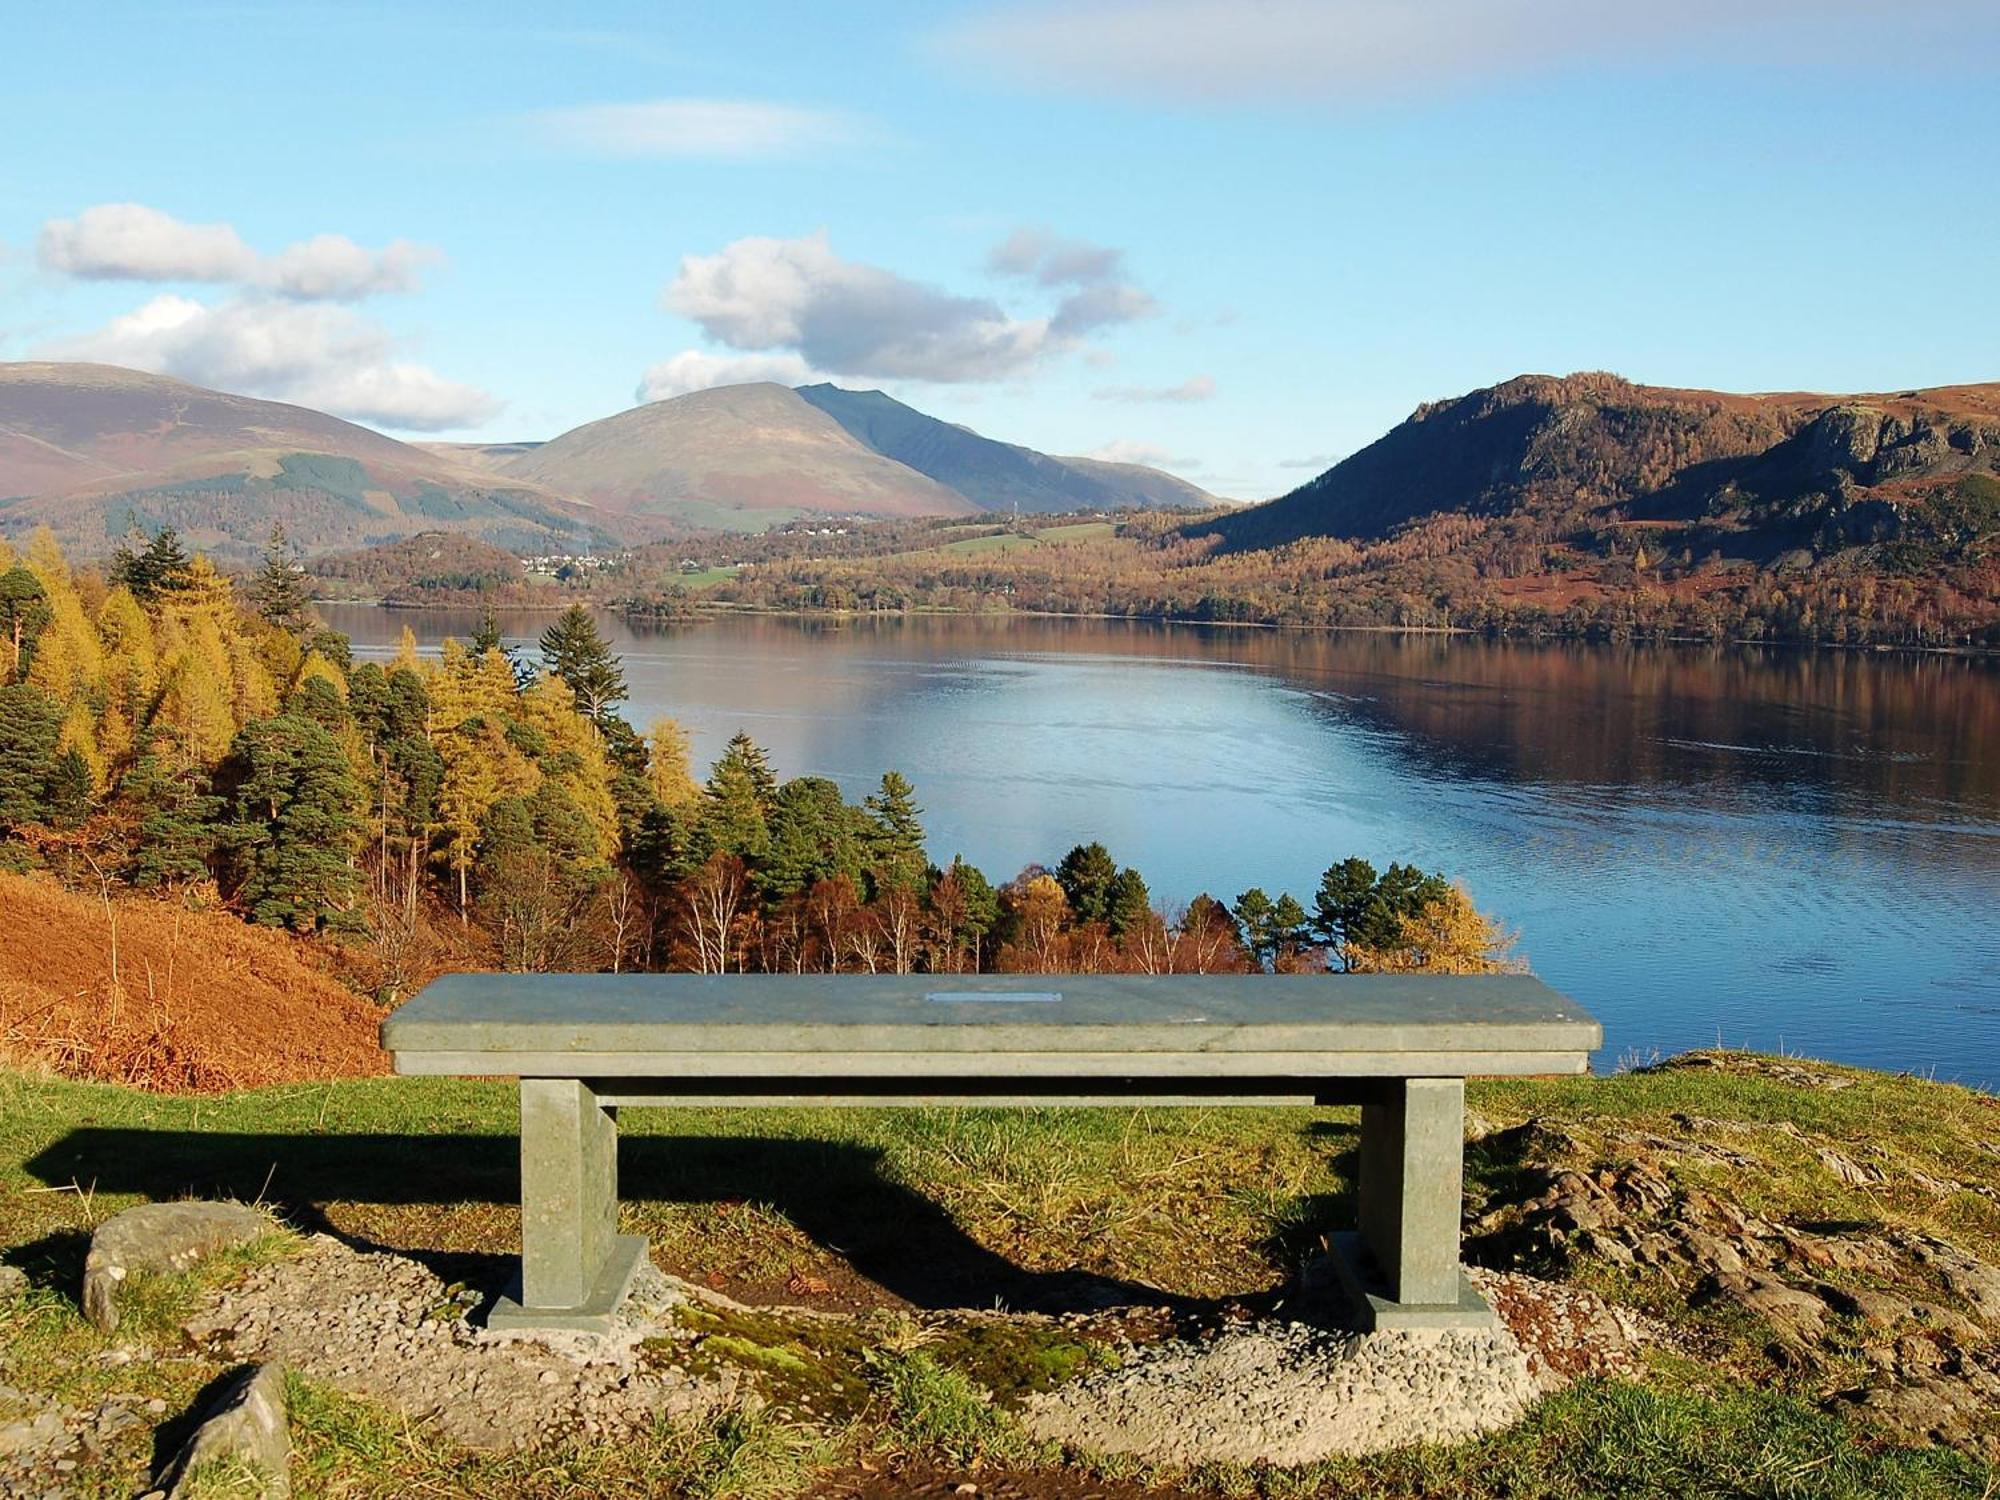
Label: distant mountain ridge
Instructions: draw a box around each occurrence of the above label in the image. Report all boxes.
[792,383,1214,512]
[0,363,1218,554]
[504,382,1217,529]
[0,362,601,561]
[497,383,976,527]
[1194,372,2000,558]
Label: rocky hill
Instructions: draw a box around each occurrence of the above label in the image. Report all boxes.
[0,363,604,562]
[1196,373,2000,565]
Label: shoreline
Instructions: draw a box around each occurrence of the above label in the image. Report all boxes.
[315,595,2000,661]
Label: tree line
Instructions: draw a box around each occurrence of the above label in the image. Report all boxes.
[0,525,1521,995]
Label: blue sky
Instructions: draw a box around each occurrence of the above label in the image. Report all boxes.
[3,0,1996,499]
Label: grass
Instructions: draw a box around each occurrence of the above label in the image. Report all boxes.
[926,521,1121,558]
[1,1055,1996,1497]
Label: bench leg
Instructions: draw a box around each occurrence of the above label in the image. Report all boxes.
[488,1078,647,1333]
[1330,1077,1491,1329]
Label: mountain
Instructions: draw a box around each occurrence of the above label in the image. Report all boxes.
[499,383,974,528]
[793,383,1215,513]
[505,382,1217,529]
[1195,372,2000,558]
[0,363,602,561]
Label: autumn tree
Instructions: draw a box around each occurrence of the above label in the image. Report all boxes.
[1344,883,1526,975]
[1311,857,1449,971]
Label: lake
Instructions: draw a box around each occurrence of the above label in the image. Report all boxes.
[318,605,2000,1086]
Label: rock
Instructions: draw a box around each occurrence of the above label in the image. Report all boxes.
[0,1408,69,1460]
[1816,1284,1913,1328]
[1701,1271,1827,1341]
[0,1266,29,1298]
[155,1363,290,1499]
[83,1202,271,1333]
[1829,1374,1988,1451]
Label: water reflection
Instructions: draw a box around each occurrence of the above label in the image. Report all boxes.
[319,607,2000,1085]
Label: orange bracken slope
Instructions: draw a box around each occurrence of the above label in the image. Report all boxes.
[0,873,388,1092]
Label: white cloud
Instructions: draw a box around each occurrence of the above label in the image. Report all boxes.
[1093,374,1215,403]
[37,203,439,301]
[665,231,1057,383]
[938,0,1995,103]
[262,234,438,299]
[1086,438,1200,471]
[1280,451,1340,469]
[987,227,1125,287]
[43,294,499,431]
[526,98,869,159]
[657,229,1156,386]
[988,225,1156,338]
[636,349,821,402]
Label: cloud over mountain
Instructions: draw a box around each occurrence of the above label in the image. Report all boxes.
[38,203,437,301]
[660,229,1155,387]
[42,294,499,431]
[34,204,488,430]
[637,348,821,402]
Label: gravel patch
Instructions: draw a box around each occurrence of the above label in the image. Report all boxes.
[1020,1320,1537,1465]
[182,1235,736,1451]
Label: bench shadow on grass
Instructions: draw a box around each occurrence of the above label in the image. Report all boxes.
[24,1128,1363,1320]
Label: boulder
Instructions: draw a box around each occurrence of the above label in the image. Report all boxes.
[84,1202,272,1332]
[0,1265,29,1298]
[150,1363,289,1499]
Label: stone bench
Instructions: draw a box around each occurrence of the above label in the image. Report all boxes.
[381,973,1600,1332]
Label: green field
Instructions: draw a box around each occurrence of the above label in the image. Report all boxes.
[929,521,1119,558]
[2,1056,1995,1497]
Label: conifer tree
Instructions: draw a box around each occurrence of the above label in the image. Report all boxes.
[248,523,311,633]
[1056,841,1119,925]
[0,566,51,682]
[538,605,626,725]
[0,683,60,830]
[218,711,364,931]
[864,771,927,892]
[111,526,192,601]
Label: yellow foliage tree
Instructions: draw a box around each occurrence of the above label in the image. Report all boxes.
[518,674,621,857]
[96,586,159,723]
[646,716,701,809]
[1345,884,1526,975]
[436,719,541,914]
[57,701,108,791]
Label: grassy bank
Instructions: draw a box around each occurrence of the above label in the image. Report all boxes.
[1,1054,1995,1497]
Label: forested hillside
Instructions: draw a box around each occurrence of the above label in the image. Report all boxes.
[0,525,1519,1085]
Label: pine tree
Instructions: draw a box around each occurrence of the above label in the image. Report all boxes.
[761,776,868,902]
[1056,841,1119,925]
[1105,866,1151,939]
[218,712,364,931]
[0,683,60,830]
[111,527,192,601]
[538,605,626,725]
[0,566,51,682]
[864,770,926,892]
[119,753,221,889]
[248,524,311,633]
[698,734,775,862]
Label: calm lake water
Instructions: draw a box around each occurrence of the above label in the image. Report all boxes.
[320,605,2000,1086]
